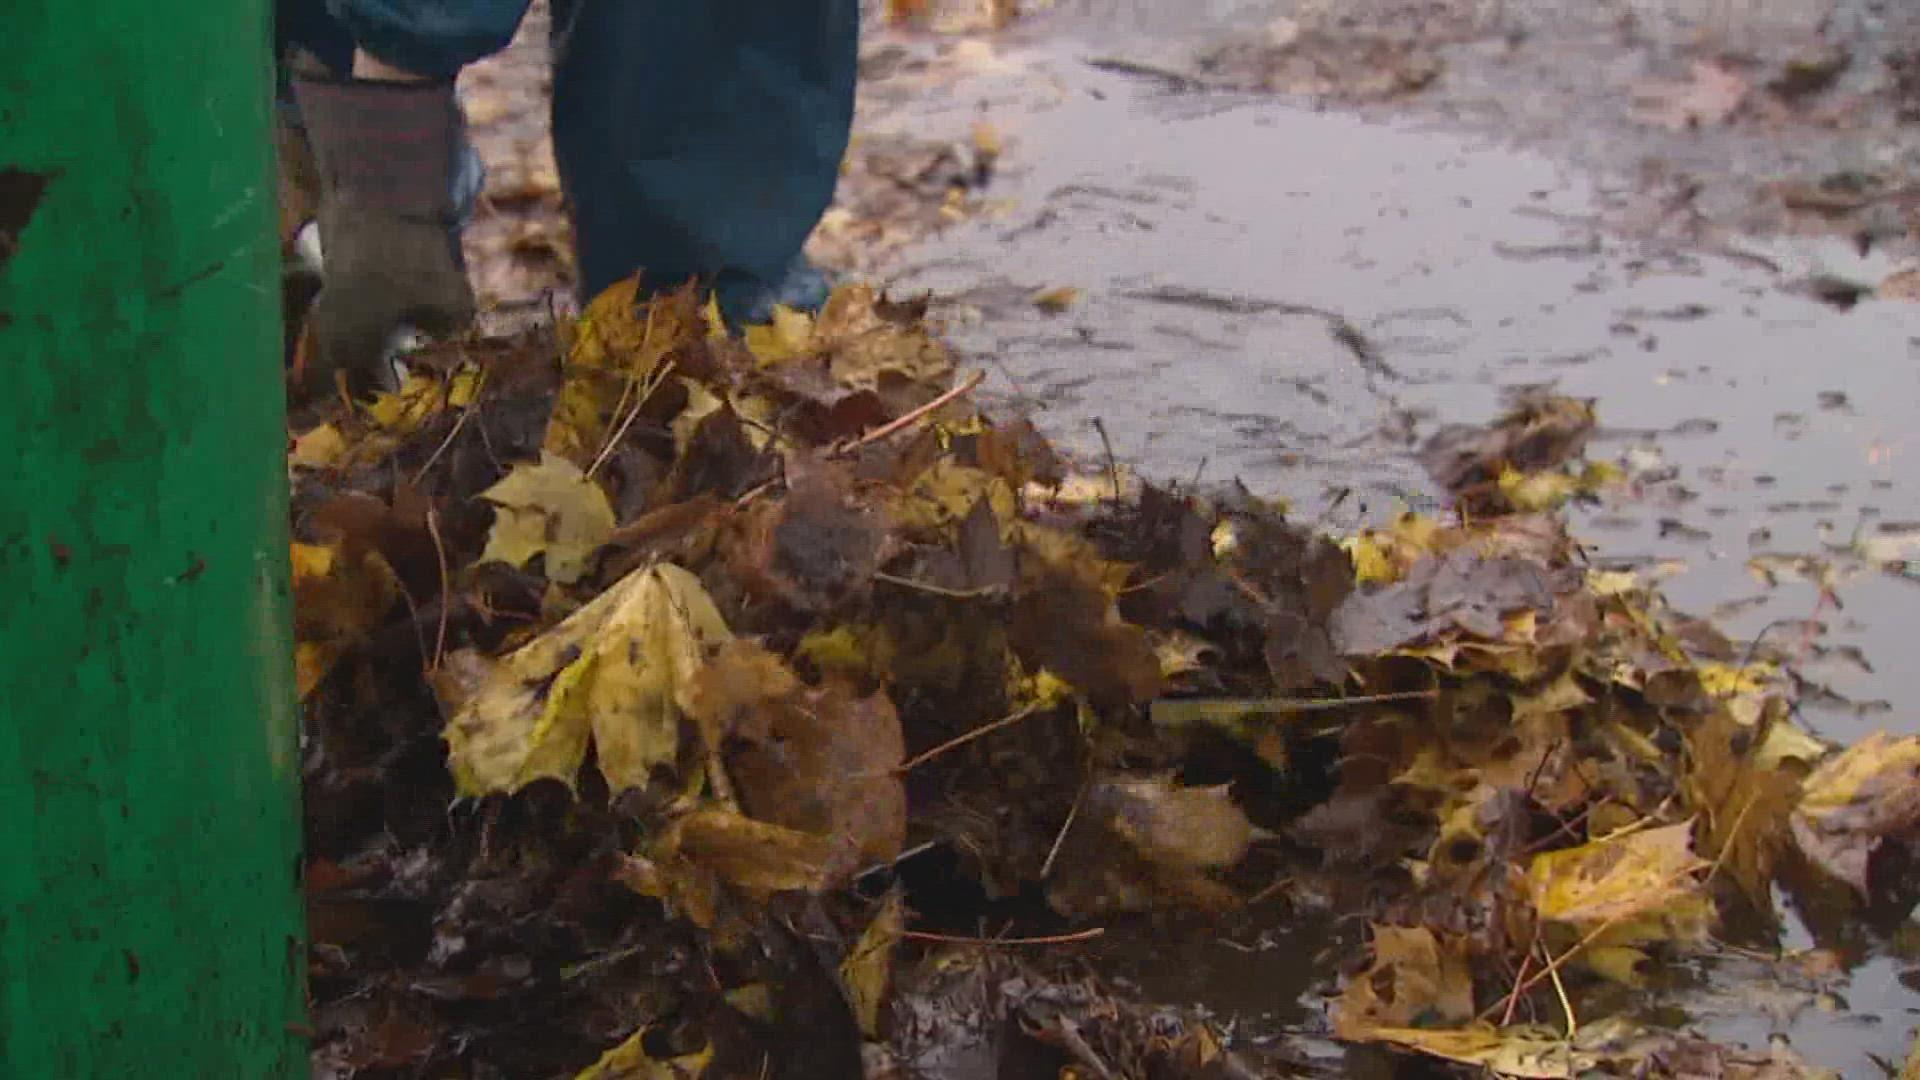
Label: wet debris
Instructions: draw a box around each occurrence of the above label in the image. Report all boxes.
[290,276,1900,1077]
[1196,19,1443,103]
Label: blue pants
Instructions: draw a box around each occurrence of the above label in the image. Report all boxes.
[280,0,859,316]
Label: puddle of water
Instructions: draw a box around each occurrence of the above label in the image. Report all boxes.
[859,10,1920,1072]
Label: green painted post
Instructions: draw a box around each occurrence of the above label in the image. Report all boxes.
[0,2,307,1076]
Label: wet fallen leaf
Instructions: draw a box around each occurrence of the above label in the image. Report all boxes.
[290,423,348,470]
[1333,925,1475,1037]
[1030,286,1081,314]
[711,653,908,867]
[839,891,906,1039]
[1634,62,1749,130]
[1684,703,1804,907]
[478,452,617,585]
[1527,822,1709,928]
[442,563,731,796]
[1879,268,1920,302]
[575,1032,712,1080]
[290,539,399,698]
[618,808,842,922]
[1792,731,1920,895]
[1350,1024,1597,1077]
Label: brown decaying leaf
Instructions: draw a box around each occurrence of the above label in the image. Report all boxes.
[1333,924,1476,1038]
[698,643,908,868]
[1632,61,1749,131]
[1791,731,1920,895]
[1047,775,1255,917]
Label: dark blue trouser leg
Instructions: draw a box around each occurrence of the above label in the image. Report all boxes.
[281,0,859,322]
[548,0,859,318]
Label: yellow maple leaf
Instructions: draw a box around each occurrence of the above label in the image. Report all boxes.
[1352,1024,1596,1078]
[744,305,817,366]
[478,452,616,585]
[364,370,447,432]
[1333,924,1475,1037]
[575,1033,711,1080]
[442,563,733,796]
[1526,822,1707,927]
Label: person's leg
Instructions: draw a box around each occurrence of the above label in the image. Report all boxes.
[548,0,859,323]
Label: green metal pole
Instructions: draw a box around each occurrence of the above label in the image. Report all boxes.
[0,3,307,1076]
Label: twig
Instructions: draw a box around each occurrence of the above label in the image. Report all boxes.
[732,478,780,511]
[1541,937,1577,1039]
[1481,811,1739,1023]
[899,704,1042,772]
[873,570,1002,599]
[1090,417,1121,501]
[837,369,986,455]
[901,928,1104,947]
[1156,690,1438,717]
[412,401,477,485]
[1050,1019,1119,1080]
[426,507,451,671]
[1040,781,1088,880]
[1501,930,1537,1027]
[588,355,676,479]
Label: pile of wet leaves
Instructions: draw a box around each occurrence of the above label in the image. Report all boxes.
[290,280,1920,1078]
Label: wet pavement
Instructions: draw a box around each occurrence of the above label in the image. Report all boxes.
[845,0,1920,1072]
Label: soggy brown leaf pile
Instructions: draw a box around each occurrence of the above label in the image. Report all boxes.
[293,280,1919,1078]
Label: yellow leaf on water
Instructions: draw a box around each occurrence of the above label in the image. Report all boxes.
[442,563,732,797]
[1030,286,1082,313]
[1498,466,1578,512]
[1586,569,1639,597]
[478,452,617,585]
[971,118,1003,159]
[1792,731,1920,894]
[1526,822,1708,927]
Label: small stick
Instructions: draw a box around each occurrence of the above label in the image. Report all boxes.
[1040,781,1087,880]
[1159,690,1438,716]
[838,369,986,455]
[426,507,451,671]
[898,704,1042,772]
[1500,925,1539,1027]
[589,356,676,479]
[412,401,476,485]
[1090,417,1121,501]
[873,570,1001,599]
[901,928,1104,947]
[1541,937,1577,1039]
